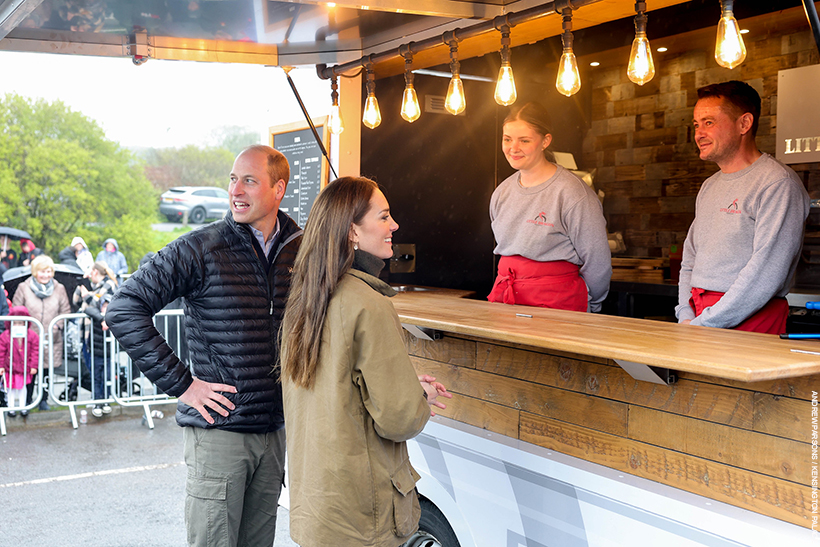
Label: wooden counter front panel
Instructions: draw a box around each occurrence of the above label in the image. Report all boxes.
[405,332,812,528]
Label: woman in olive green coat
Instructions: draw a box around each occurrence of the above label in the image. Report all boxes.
[281,176,450,547]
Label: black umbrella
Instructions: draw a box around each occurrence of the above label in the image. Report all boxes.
[0,227,33,250]
[2,263,88,308]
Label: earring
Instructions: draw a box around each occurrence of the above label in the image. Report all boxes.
[354,243,358,251]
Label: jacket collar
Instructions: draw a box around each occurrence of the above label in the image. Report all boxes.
[347,268,397,297]
[225,210,303,253]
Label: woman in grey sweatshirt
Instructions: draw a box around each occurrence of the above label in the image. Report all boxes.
[489,103,611,312]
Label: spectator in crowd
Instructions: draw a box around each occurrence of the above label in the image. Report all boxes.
[82,292,114,417]
[17,239,42,268]
[0,306,40,417]
[59,236,94,275]
[2,248,18,272]
[95,238,128,282]
[0,282,8,333]
[12,255,72,410]
[0,249,9,277]
[73,261,118,416]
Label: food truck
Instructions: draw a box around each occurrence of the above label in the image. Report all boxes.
[1,0,819,544]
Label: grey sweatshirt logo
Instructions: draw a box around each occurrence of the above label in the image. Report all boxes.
[720,199,741,214]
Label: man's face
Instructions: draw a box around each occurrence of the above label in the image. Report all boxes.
[693,96,744,168]
[229,150,285,233]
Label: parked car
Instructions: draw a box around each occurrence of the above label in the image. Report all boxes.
[159,186,229,223]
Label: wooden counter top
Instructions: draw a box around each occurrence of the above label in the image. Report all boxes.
[391,292,820,382]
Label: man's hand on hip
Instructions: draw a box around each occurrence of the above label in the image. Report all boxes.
[179,377,237,424]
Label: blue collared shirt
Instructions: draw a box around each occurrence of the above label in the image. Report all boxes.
[250,217,280,259]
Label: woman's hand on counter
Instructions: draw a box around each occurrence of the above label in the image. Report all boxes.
[681,319,692,325]
[418,374,453,416]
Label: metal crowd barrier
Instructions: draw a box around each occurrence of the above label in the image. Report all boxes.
[107,309,186,429]
[0,309,187,435]
[46,310,184,430]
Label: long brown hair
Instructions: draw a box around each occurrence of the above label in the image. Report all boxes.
[280,176,379,389]
[504,102,556,163]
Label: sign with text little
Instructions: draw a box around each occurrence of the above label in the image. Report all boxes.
[776,64,820,164]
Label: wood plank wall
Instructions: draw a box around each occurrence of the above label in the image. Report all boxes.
[406,332,814,528]
[584,26,820,258]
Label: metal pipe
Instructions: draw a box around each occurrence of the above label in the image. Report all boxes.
[283,69,339,180]
[317,0,598,79]
[803,0,820,54]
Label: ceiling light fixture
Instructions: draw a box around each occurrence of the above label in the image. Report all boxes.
[400,47,421,123]
[627,0,656,85]
[328,76,344,134]
[445,37,466,115]
[555,7,581,97]
[494,25,517,106]
[362,64,381,129]
[714,0,747,69]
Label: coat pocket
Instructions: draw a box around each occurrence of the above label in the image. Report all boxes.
[390,460,421,538]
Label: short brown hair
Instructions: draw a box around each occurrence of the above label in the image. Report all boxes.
[697,80,761,138]
[242,145,290,189]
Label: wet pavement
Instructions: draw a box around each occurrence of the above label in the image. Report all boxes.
[0,406,298,547]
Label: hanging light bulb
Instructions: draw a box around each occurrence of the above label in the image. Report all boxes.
[494,27,517,106]
[627,1,655,86]
[445,39,466,115]
[400,50,421,123]
[362,65,381,129]
[555,8,581,97]
[328,76,344,134]
[714,0,746,69]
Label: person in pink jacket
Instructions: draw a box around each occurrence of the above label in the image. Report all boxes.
[0,306,39,417]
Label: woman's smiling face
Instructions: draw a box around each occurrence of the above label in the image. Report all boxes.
[502,119,551,172]
[351,189,399,260]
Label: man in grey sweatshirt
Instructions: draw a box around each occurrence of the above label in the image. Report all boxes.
[675,80,809,333]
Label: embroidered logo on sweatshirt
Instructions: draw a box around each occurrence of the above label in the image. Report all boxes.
[526,212,554,227]
[720,199,741,214]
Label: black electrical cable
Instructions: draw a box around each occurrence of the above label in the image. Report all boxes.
[803,0,820,53]
[283,70,339,180]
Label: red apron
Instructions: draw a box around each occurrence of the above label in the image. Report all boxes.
[488,256,587,312]
[689,287,788,335]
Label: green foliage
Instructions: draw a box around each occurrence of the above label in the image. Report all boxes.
[142,145,234,191]
[209,125,261,156]
[0,93,158,272]
[151,225,192,252]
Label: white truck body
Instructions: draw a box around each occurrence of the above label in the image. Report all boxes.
[408,416,812,547]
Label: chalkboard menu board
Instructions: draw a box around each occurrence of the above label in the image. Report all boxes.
[270,117,329,228]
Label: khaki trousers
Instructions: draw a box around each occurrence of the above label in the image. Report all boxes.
[183,427,286,547]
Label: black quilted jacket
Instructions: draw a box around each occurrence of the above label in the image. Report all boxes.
[106,210,302,433]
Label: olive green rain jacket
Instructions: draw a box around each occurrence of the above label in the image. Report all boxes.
[283,268,430,547]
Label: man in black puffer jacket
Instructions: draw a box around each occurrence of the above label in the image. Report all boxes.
[107,145,302,547]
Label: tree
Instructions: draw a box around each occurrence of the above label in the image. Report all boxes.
[0,93,158,270]
[142,145,234,192]
[209,125,261,156]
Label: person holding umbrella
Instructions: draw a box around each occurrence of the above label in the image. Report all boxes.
[17,239,42,268]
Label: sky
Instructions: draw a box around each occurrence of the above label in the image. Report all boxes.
[0,50,331,150]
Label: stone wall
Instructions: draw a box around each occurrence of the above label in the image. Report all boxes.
[583,28,820,258]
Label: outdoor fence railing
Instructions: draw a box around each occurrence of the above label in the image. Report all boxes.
[0,309,186,434]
